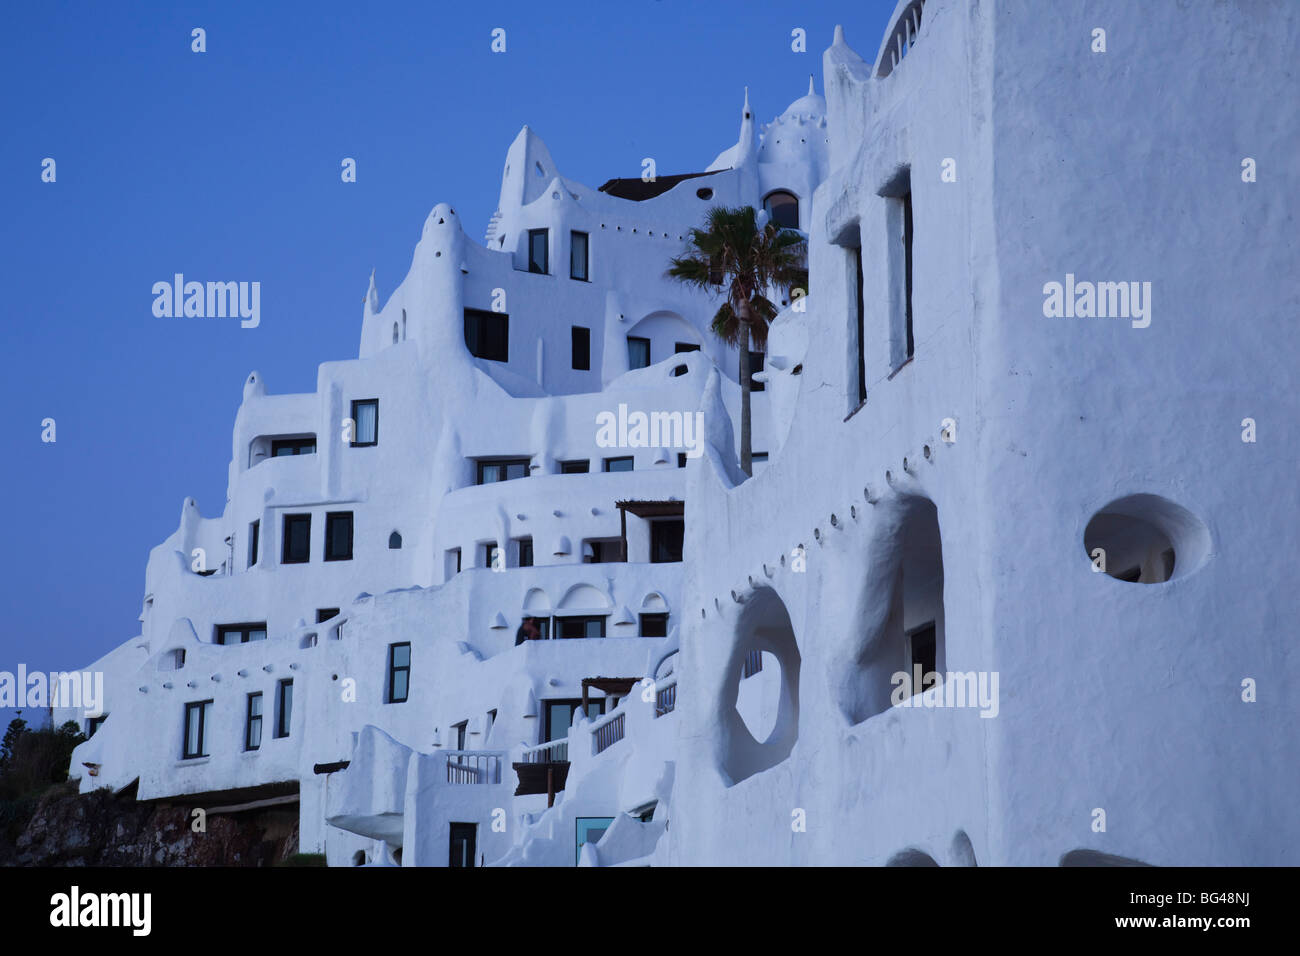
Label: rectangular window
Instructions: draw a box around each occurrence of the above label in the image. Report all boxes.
[559,459,590,474]
[183,700,213,759]
[464,307,509,362]
[570,230,589,281]
[350,399,379,446]
[483,542,498,569]
[476,458,530,484]
[901,190,914,361]
[571,326,591,371]
[446,548,461,578]
[87,715,108,738]
[881,170,914,370]
[388,642,411,704]
[516,537,533,568]
[640,613,669,637]
[453,720,468,751]
[584,538,622,564]
[215,623,267,645]
[517,615,550,643]
[853,242,866,404]
[245,692,263,751]
[271,437,316,456]
[282,514,311,564]
[627,336,651,370]
[449,822,477,868]
[325,511,354,562]
[545,698,604,743]
[677,452,687,468]
[555,616,606,639]
[745,351,766,391]
[275,679,293,738]
[651,519,685,563]
[528,228,549,274]
[316,607,340,623]
[248,520,260,568]
[603,456,633,473]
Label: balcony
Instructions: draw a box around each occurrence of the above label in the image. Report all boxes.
[513,738,570,805]
[444,750,504,785]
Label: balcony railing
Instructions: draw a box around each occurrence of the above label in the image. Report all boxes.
[655,679,677,717]
[444,750,504,785]
[591,711,625,755]
[519,737,568,764]
[742,648,763,679]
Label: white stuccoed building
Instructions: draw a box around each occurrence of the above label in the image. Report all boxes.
[58,1,1300,867]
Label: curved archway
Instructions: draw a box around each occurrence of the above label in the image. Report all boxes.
[762,189,800,230]
[718,587,800,786]
[625,311,703,370]
[887,848,940,867]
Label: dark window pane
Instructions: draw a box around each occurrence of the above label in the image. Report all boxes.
[464,308,509,362]
[571,326,590,370]
[603,457,633,473]
[763,190,800,229]
[325,512,354,561]
[640,613,669,637]
[627,336,650,370]
[528,229,549,274]
[560,460,590,474]
[282,514,311,564]
[651,519,684,563]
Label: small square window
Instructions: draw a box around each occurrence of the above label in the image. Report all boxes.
[560,459,590,474]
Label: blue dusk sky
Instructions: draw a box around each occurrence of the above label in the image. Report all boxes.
[0,0,896,729]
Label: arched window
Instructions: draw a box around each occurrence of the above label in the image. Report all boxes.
[763,190,800,230]
[388,531,402,550]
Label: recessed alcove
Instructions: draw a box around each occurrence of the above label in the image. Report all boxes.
[1083,494,1210,584]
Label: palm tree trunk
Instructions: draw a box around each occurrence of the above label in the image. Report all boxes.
[739,324,752,476]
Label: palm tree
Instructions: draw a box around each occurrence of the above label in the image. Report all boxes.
[667,205,807,475]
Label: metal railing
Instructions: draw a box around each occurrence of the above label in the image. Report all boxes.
[592,712,625,755]
[655,679,677,717]
[444,750,503,785]
[742,648,763,679]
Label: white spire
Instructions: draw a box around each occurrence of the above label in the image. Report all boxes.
[365,269,379,315]
[808,74,816,96]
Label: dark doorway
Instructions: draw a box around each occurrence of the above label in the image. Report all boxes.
[449,822,477,867]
